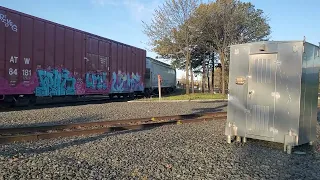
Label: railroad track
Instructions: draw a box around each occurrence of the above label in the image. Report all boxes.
[0,95,142,112]
[0,112,227,144]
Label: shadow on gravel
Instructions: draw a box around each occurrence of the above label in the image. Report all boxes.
[0,95,144,113]
[192,104,228,114]
[0,128,157,157]
[232,138,319,179]
[225,111,320,179]
[0,115,103,128]
[197,100,228,103]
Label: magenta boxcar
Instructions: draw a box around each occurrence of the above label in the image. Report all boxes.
[0,6,146,98]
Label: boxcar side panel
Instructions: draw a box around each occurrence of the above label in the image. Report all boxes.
[34,21,45,69]
[44,23,54,69]
[138,49,143,87]
[81,34,86,81]
[137,48,141,74]
[132,47,136,76]
[6,12,20,90]
[142,49,145,87]
[110,42,117,74]
[124,46,129,74]
[118,44,123,73]
[127,47,131,74]
[142,50,146,86]
[126,46,132,86]
[136,49,139,74]
[86,36,106,94]
[64,29,74,72]
[0,9,5,89]
[0,6,145,98]
[73,31,83,94]
[138,48,145,92]
[105,41,111,80]
[122,45,127,75]
[135,48,139,75]
[55,26,64,69]
[20,16,33,87]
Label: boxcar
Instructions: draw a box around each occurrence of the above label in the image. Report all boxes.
[0,6,146,104]
[144,57,176,96]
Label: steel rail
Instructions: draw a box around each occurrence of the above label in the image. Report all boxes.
[0,112,227,135]
[0,112,227,144]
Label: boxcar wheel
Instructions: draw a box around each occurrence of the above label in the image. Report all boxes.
[129,93,134,100]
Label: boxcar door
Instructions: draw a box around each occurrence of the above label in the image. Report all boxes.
[246,53,277,138]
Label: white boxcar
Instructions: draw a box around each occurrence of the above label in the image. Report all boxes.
[145,57,176,96]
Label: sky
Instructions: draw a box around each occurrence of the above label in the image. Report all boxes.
[0,0,319,79]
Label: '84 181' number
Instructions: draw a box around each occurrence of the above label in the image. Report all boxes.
[22,69,32,76]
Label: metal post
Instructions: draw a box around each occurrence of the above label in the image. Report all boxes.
[242,137,247,143]
[158,74,161,101]
[236,136,241,142]
[227,135,231,144]
[286,145,292,154]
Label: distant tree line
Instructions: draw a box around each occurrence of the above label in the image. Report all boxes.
[143,0,271,95]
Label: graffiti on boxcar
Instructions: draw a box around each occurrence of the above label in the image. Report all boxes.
[35,69,76,96]
[131,73,144,91]
[85,72,108,90]
[75,78,86,95]
[111,71,143,92]
[0,13,18,32]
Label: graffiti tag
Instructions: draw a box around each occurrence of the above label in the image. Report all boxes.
[35,69,76,96]
[0,14,18,32]
[34,68,143,96]
[111,71,143,92]
[85,72,107,90]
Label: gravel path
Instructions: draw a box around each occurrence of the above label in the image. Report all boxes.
[0,101,227,128]
[1,118,320,179]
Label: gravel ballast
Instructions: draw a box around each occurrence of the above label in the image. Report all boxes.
[1,117,320,179]
[1,101,320,179]
[0,101,227,128]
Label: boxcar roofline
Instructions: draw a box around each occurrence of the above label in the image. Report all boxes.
[146,57,175,70]
[229,40,319,48]
[0,6,145,52]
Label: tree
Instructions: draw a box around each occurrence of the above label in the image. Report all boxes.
[192,0,271,94]
[189,44,208,93]
[142,0,201,94]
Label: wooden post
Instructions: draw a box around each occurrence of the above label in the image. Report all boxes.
[158,74,162,101]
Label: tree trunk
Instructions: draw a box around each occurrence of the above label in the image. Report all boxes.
[219,51,226,95]
[191,69,194,94]
[185,50,190,94]
[202,59,205,93]
[209,71,213,93]
[211,52,215,93]
[207,70,210,92]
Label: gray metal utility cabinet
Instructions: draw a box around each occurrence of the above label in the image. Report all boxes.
[225,40,320,154]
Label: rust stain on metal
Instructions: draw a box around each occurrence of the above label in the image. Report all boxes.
[0,112,227,144]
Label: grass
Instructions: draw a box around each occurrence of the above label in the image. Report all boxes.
[160,93,226,100]
[139,91,227,101]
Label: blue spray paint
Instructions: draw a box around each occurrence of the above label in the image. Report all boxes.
[111,71,144,93]
[35,69,76,96]
[85,72,107,90]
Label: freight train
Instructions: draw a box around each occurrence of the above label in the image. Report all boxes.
[0,6,176,106]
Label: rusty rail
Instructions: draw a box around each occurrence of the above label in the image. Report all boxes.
[0,112,227,144]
